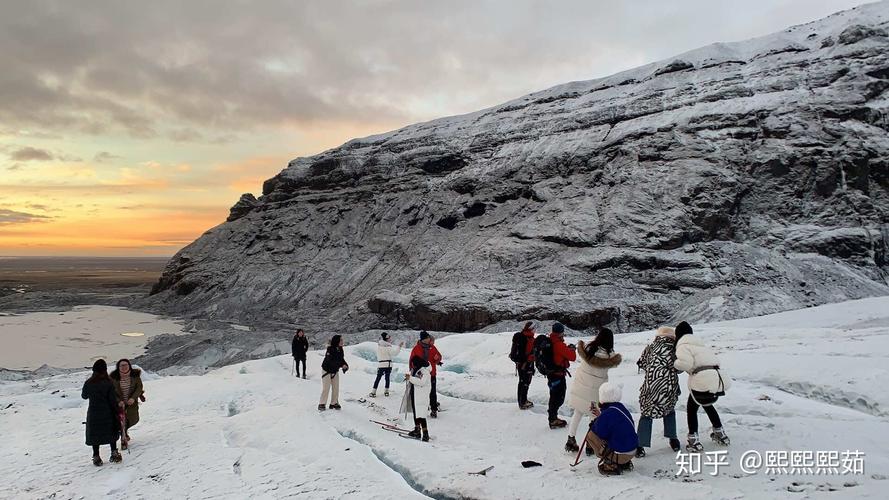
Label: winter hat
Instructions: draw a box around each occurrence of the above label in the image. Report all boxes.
[598,382,623,404]
[656,326,676,338]
[381,332,390,341]
[419,330,431,341]
[92,359,107,373]
[675,321,693,342]
[552,322,565,334]
[522,321,535,332]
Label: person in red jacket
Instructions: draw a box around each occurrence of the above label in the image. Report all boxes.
[548,322,577,428]
[410,331,443,417]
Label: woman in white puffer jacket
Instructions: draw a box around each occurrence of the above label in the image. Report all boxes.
[370,332,403,397]
[564,328,621,455]
[674,321,732,451]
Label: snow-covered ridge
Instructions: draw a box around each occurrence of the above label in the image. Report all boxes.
[4,297,888,498]
[147,1,889,349]
[323,0,889,149]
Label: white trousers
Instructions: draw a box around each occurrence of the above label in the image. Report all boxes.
[320,373,340,405]
[568,409,588,438]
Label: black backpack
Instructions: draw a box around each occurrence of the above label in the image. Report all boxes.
[533,335,557,376]
[509,331,526,363]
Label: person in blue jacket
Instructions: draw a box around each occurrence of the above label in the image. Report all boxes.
[585,382,638,475]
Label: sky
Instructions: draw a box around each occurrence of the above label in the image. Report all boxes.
[0,0,870,257]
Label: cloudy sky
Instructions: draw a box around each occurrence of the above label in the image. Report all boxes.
[0,0,868,256]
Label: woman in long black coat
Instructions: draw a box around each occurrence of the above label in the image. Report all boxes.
[81,359,122,466]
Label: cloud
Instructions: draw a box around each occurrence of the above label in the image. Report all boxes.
[9,146,53,161]
[0,0,867,140]
[93,151,122,162]
[26,203,57,212]
[0,208,51,225]
[5,146,81,163]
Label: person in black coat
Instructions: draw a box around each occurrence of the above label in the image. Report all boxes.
[292,329,309,379]
[81,359,122,466]
[318,335,349,411]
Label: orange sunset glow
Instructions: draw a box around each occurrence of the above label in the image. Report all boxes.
[1,0,866,256]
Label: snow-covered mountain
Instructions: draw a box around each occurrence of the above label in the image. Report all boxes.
[3,298,888,498]
[147,2,889,335]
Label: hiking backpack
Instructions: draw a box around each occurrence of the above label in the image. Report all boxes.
[509,332,526,363]
[533,335,557,376]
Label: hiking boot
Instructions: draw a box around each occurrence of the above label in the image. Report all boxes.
[408,427,421,439]
[597,459,621,476]
[620,460,634,472]
[430,410,437,419]
[565,436,579,453]
[669,438,682,452]
[422,430,430,442]
[330,403,342,410]
[710,427,730,446]
[519,401,534,410]
[318,404,326,411]
[384,390,389,397]
[92,455,103,466]
[549,418,567,429]
[110,451,122,463]
[686,433,704,452]
[635,446,646,458]
[369,390,376,398]
[302,374,307,380]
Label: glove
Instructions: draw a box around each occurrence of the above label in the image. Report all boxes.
[567,344,576,351]
[139,394,146,402]
[342,365,349,374]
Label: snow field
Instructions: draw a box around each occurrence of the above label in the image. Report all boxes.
[2,297,889,498]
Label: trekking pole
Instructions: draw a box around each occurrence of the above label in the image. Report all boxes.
[570,431,591,467]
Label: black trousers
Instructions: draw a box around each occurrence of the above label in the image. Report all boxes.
[294,356,306,377]
[430,376,438,411]
[517,363,534,406]
[687,392,722,434]
[547,375,566,421]
[373,367,392,389]
[92,442,118,455]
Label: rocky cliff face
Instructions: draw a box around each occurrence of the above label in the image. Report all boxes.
[147,3,889,334]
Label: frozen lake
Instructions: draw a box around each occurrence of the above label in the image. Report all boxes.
[0,305,185,370]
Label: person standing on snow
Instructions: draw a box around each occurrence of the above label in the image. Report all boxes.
[635,326,682,457]
[410,331,443,417]
[546,322,576,429]
[81,359,122,466]
[292,329,309,379]
[510,321,536,410]
[584,382,639,475]
[110,358,144,450]
[673,321,731,451]
[564,328,621,454]
[370,332,403,397]
[318,335,349,411]
[399,355,432,441]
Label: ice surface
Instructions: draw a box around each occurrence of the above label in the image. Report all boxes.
[2,297,888,499]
